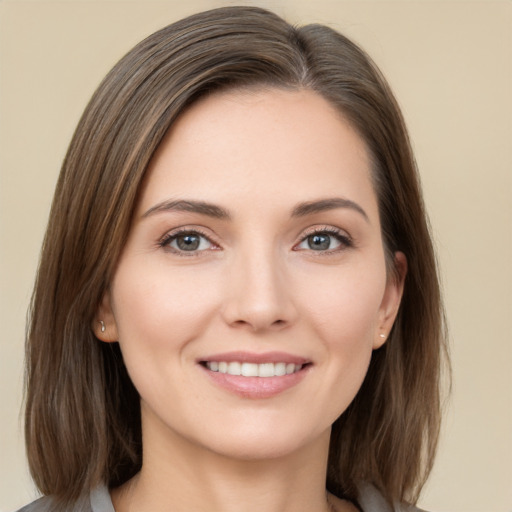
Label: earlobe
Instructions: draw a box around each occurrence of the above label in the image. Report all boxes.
[374,251,407,349]
[93,290,119,342]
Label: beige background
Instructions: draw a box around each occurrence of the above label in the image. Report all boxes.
[0,1,510,511]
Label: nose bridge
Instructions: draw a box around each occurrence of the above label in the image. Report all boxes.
[222,236,295,331]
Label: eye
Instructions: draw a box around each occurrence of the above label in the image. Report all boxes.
[295,229,352,252]
[160,230,216,254]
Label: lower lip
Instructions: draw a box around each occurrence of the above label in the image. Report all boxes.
[200,365,310,399]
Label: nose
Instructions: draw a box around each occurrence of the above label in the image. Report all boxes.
[221,246,298,332]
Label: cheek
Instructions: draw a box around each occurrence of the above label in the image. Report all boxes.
[300,265,386,417]
[110,261,221,353]
[108,262,225,409]
[299,261,386,345]
[297,260,385,404]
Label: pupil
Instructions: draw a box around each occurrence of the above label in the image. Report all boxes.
[177,234,200,251]
[309,234,330,250]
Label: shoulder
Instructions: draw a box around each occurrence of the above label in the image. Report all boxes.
[14,486,112,512]
[14,495,88,512]
[357,482,430,512]
[14,496,53,512]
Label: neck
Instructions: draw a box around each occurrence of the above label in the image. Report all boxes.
[111,409,352,512]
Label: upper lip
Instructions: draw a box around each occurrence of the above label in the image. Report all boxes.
[198,351,310,365]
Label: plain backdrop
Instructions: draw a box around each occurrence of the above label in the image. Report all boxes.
[0,1,510,511]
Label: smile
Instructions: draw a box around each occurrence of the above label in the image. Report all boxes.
[199,352,311,398]
[205,361,303,377]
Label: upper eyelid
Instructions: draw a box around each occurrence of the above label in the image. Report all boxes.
[298,225,351,240]
[160,226,215,241]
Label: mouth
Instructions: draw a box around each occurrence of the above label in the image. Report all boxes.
[198,352,311,398]
[202,361,305,377]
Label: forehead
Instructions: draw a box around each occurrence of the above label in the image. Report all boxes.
[138,88,377,218]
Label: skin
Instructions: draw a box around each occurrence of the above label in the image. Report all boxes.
[96,88,406,512]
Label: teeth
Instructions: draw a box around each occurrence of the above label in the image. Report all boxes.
[227,361,241,375]
[258,363,274,377]
[241,362,258,377]
[206,361,303,377]
[274,362,286,376]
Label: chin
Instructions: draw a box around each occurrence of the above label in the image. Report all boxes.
[192,419,331,462]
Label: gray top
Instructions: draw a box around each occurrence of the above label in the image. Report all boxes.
[16,483,426,512]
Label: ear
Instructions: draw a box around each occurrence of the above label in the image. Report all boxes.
[373,251,407,349]
[93,289,119,343]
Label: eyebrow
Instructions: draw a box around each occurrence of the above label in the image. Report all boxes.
[142,199,231,220]
[291,197,369,222]
[142,197,368,222]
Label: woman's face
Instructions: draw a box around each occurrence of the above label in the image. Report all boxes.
[97,88,404,461]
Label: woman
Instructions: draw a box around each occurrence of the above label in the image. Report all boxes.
[20,6,447,512]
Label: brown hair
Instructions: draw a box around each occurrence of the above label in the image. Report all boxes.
[25,6,448,508]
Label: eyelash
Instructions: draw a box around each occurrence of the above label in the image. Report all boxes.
[294,227,353,254]
[158,226,353,256]
[158,228,218,257]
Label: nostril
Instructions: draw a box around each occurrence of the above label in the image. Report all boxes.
[221,292,297,331]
